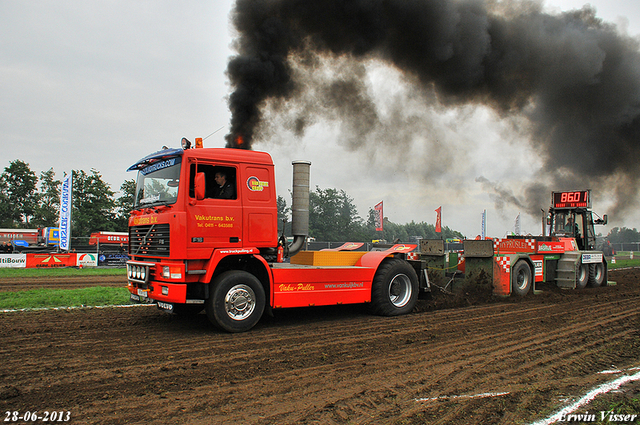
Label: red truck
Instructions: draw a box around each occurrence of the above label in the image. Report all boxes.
[126,139,426,332]
[88,231,129,246]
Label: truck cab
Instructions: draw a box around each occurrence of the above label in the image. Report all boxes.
[126,141,422,332]
[548,190,607,251]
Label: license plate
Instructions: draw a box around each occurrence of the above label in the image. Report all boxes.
[130,294,140,302]
[157,301,173,312]
[137,288,149,297]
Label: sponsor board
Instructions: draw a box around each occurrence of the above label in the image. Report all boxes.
[582,253,603,264]
[537,241,566,253]
[533,260,543,277]
[0,254,27,268]
[77,253,98,267]
[98,252,130,267]
[26,253,76,268]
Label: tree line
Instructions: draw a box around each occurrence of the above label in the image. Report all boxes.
[1,160,463,242]
[279,187,464,243]
[0,160,134,237]
[11,159,637,244]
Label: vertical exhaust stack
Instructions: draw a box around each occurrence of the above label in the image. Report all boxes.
[288,160,311,257]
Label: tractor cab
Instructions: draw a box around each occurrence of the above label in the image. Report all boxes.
[548,190,607,251]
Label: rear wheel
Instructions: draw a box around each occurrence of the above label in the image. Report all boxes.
[576,263,589,289]
[511,261,532,296]
[206,270,265,333]
[588,262,606,287]
[370,258,418,316]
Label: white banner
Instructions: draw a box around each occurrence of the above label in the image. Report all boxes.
[77,253,98,267]
[0,254,27,268]
[59,173,73,251]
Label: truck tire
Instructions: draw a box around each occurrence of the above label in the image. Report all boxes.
[511,260,532,296]
[206,270,265,333]
[370,258,418,316]
[588,262,606,287]
[576,262,589,289]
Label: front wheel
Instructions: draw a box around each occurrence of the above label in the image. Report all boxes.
[576,263,589,289]
[511,260,532,296]
[370,258,418,316]
[206,271,265,333]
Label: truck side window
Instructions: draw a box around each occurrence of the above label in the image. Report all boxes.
[210,166,236,199]
[189,164,237,200]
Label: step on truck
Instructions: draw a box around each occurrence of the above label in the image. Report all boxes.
[125,139,428,332]
[430,190,609,296]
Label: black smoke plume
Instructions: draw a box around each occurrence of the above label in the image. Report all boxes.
[225,0,640,220]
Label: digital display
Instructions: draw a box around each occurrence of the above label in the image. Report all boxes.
[552,190,590,208]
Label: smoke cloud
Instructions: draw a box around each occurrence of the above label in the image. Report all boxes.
[225,0,640,221]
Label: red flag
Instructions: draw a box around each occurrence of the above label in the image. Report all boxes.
[435,207,442,233]
[374,201,383,231]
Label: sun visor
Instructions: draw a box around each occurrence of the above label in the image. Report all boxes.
[127,148,183,171]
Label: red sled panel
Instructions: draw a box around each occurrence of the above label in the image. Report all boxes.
[271,266,376,308]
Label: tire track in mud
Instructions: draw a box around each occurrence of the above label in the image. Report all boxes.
[0,275,126,292]
[0,270,638,424]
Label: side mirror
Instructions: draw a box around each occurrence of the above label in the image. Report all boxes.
[195,172,205,200]
[602,214,608,225]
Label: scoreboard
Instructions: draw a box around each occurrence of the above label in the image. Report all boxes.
[552,190,590,209]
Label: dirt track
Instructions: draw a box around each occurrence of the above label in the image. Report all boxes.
[1,270,639,424]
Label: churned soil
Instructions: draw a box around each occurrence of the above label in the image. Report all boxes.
[0,275,126,292]
[0,269,639,424]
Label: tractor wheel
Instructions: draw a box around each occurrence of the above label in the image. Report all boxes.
[206,270,265,333]
[588,262,606,287]
[511,261,532,296]
[370,258,418,316]
[576,262,589,289]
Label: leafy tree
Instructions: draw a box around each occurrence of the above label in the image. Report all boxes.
[31,168,61,228]
[0,176,11,227]
[277,195,291,235]
[607,227,640,243]
[71,169,116,237]
[0,160,38,226]
[114,179,136,231]
[309,187,363,241]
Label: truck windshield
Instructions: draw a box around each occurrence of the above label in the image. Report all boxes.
[133,156,182,209]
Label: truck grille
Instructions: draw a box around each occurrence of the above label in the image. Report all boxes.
[129,224,170,257]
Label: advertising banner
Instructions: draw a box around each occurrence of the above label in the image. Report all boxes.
[374,201,383,231]
[0,254,27,268]
[59,174,73,251]
[26,253,76,268]
[435,207,442,233]
[77,253,98,267]
[98,252,130,267]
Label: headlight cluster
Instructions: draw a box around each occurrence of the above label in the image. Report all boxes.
[128,264,147,281]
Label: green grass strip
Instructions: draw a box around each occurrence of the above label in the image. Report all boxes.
[608,258,640,269]
[0,267,126,278]
[0,286,133,310]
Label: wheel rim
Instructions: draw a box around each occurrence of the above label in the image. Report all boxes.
[515,268,529,290]
[224,284,256,321]
[579,265,587,281]
[388,274,412,307]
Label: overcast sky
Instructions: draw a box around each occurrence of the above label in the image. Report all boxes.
[2,0,639,238]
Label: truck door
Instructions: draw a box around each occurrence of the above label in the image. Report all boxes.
[187,162,243,248]
[583,211,597,250]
